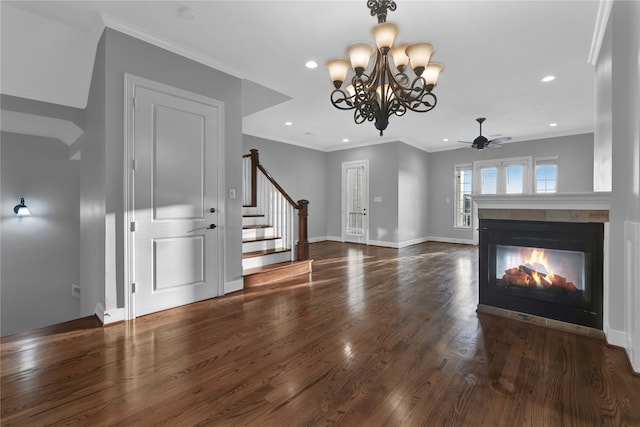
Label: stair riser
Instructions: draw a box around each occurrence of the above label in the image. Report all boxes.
[242,216,268,226]
[243,239,284,253]
[244,260,313,288]
[242,207,261,216]
[243,228,275,239]
[242,251,292,270]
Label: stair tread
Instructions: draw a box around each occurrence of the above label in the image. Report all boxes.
[243,224,272,229]
[242,248,291,259]
[243,236,281,243]
[243,260,313,276]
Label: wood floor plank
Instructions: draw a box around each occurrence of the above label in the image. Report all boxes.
[1,241,639,426]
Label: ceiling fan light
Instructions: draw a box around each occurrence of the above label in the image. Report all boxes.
[423,62,444,87]
[347,43,375,75]
[327,58,351,89]
[372,22,398,53]
[405,42,435,76]
[389,44,409,72]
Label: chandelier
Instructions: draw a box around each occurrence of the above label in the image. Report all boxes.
[326,0,444,136]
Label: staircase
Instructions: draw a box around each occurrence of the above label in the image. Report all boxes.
[242,150,312,289]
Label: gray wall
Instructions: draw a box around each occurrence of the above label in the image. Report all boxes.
[1,133,80,335]
[80,28,244,318]
[427,133,595,242]
[398,143,429,244]
[241,138,430,246]
[327,142,400,244]
[243,135,327,241]
[78,32,106,316]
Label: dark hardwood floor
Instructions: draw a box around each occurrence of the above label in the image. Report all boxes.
[2,241,639,426]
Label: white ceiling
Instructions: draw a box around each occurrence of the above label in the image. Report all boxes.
[1,1,600,152]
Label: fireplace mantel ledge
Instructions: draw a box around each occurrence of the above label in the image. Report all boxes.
[472,192,611,211]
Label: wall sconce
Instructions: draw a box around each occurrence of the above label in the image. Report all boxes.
[13,197,31,216]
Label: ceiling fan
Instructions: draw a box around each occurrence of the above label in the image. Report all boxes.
[458,117,511,149]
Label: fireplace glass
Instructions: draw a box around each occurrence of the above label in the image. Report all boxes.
[496,245,585,295]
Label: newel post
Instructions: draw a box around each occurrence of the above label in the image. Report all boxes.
[249,149,259,207]
[296,199,309,261]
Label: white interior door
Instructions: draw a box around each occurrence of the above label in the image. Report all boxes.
[342,160,369,244]
[130,82,223,317]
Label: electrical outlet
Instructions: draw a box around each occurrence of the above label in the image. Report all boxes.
[228,189,236,199]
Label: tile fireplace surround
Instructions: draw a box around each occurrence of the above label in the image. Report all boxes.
[473,192,611,338]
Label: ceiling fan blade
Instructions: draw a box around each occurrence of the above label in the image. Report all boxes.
[488,136,512,144]
[457,140,473,144]
[486,143,503,148]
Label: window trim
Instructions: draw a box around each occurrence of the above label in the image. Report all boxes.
[454,164,473,229]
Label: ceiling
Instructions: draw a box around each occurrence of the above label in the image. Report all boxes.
[1,1,600,152]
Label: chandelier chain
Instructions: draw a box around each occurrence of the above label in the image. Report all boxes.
[367,0,396,23]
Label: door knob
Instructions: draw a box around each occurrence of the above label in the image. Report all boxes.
[210,208,216,213]
[208,224,217,229]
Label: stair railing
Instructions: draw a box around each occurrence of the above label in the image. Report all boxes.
[242,149,309,261]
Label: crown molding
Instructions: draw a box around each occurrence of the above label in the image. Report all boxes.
[99,12,247,80]
[588,0,614,65]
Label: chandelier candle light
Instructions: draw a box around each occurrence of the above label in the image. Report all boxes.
[327,0,444,136]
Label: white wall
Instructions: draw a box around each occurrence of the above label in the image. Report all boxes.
[596,0,640,371]
[1,133,80,335]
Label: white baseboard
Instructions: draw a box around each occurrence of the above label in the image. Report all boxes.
[427,236,475,245]
[398,236,430,248]
[308,236,328,243]
[604,327,638,373]
[94,303,105,324]
[605,327,628,348]
[322,236,475,248]
[224,278,243,294]
[96,303,126,325]
[368,239,400,248]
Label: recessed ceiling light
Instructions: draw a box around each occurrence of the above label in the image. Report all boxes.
[541,75,556,83]
[342,138,350,143]
[549,122,558,127]
[285,121,293,126]
[305,60,318,69]
[443,138,449,142]
[177,6,196,20]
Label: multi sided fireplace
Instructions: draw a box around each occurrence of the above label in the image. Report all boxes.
[479,219,604,329]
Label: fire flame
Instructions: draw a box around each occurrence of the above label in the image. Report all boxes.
[524,249,552,287]
[525,249,548,268]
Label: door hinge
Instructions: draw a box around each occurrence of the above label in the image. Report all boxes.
[131,159,137,170]
[131,283,136,293]
[132,96,137,109]
[130,221,136,232]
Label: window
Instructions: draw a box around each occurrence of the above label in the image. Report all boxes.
[480,167,498,194]
[455,166,472,228]
[505,164,524,194]
[474,157,532,195]
[535,159,558,193]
